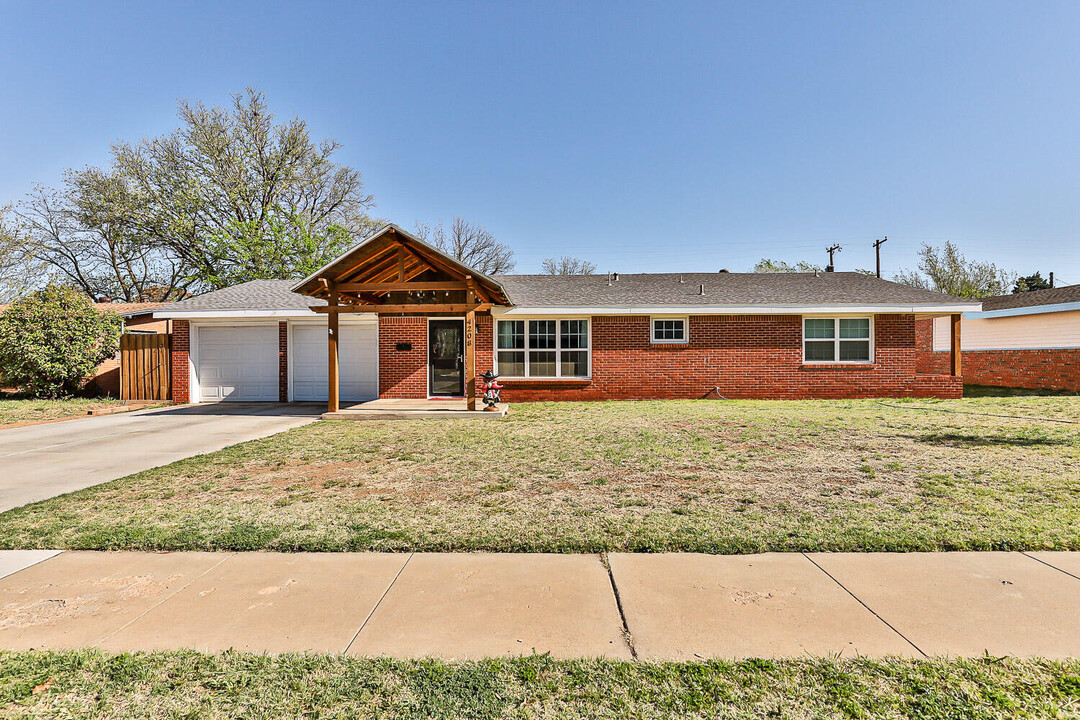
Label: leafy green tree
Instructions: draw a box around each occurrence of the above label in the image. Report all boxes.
[1012,272,1053,294]
[754,258,823,273]
[8,89,378,297]
[0,286,123,397]
[893,241,1014,298]
[112,88,378,290]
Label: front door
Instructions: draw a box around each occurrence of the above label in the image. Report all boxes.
[429,319,464,396]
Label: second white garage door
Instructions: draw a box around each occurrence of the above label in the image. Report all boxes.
[291,321,378,402]
[197,325,279,402]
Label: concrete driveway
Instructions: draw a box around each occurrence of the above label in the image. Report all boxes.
[0,403,322,513]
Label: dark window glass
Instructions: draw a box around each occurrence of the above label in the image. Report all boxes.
[804,340,836,361]
[497,320,524,349]
[529,320,557,349]
[560,350,588,377]
[529,350,556,377]
[560,319,588,349]
[839,340,871,361]
[498,350,525,376]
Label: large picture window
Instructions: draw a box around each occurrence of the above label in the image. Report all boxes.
[496,318,590,377]
[803,317,872,363]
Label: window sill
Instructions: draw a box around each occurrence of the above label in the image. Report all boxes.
[497,377,592,385]
[650,341,689,346]
[801,363,878,370]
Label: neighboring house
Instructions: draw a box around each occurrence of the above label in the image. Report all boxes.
[154,225,979,405]
[917,285,1080,392]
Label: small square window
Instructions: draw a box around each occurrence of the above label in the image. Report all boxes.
[652,318,687,343]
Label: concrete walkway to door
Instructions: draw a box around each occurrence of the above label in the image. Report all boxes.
[1,550,1078,660]
[0,403,321,513]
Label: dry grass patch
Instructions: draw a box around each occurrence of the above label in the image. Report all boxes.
[0,397,126,427]
[0,398,1077,552]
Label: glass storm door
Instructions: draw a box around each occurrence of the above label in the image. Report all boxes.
[429,320,464,396]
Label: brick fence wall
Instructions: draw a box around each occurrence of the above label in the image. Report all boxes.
[915,318,1080,391]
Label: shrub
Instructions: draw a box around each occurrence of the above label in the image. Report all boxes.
[0,286,123,397]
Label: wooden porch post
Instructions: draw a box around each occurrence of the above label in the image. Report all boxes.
[328,280,340,412]
[950,313,962,377]
[465,309,476,410]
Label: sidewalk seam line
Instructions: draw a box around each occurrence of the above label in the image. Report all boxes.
[93,552,236,648]
[801,553,928,659]
[344,552,413,654]
[1021,551,1080,582]
[600,552,638,661]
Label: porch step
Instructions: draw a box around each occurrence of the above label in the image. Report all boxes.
[321,403,509,421]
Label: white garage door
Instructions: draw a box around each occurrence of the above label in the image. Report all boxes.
[197,325,279,402]
[291,321,378,402]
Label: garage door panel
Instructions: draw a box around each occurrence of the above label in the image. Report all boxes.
[291,322,377,402]
[197,325,278,402]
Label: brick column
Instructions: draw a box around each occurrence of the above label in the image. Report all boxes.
[171,320,190,403]
[279,321,289,402]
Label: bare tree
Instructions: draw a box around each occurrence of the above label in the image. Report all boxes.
[893,241,1014,298]
[0,204,41,302]
[13,178,187,301]
[541,256,597,275]
[414,217,515,274]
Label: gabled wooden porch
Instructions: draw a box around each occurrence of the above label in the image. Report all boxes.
[292,224,512,412]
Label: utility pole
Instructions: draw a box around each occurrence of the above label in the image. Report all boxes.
[872,237,888,278]
[825,244,842,272]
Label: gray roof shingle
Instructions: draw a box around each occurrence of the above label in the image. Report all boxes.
[156,280,326,313]
[980,285,1080,312]
[156,273,976,314]
[491,272,975,307]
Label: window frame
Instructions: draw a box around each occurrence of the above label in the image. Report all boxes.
[650,316,689,345]
[494,316,592,379]
[801,315,875,364]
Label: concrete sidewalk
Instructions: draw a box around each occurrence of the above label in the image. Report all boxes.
[0,550,1077,660]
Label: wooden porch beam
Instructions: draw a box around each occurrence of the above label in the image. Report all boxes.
[336,281,469,293]
[312,303,492,314]
[950,313,962,377]
[465,309,476,410]
[328,281,340,413]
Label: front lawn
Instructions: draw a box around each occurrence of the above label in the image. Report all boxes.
[1,397,1077,553]
[0,396,126,428]
[1,650,1077,719]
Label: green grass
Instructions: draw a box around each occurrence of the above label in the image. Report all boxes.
[1,398,1078,553]
[0,396,126,427]
[1,650,1078,719]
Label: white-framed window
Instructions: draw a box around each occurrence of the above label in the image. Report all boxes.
[803,317,873,363]
[495,318,590,378]
[651,317,688,344]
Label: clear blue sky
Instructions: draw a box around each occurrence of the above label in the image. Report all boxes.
[2,1,1078,282]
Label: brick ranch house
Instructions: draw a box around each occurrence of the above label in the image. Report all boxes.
[153,225,979,407]
[917,283,1080,392]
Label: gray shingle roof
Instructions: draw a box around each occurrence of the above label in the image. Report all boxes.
[156,280,325,313]
[980,285,1080,312]
[156,273,976,314]
[491,272,975,307]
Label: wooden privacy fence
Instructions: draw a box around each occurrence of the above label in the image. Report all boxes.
[120,334,171,401]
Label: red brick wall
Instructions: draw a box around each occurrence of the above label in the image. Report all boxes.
[171,319,190,403]
[481,313,961,401]
[278,322,289,402]
[378,317,428,398]
[916,317,1080,391]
